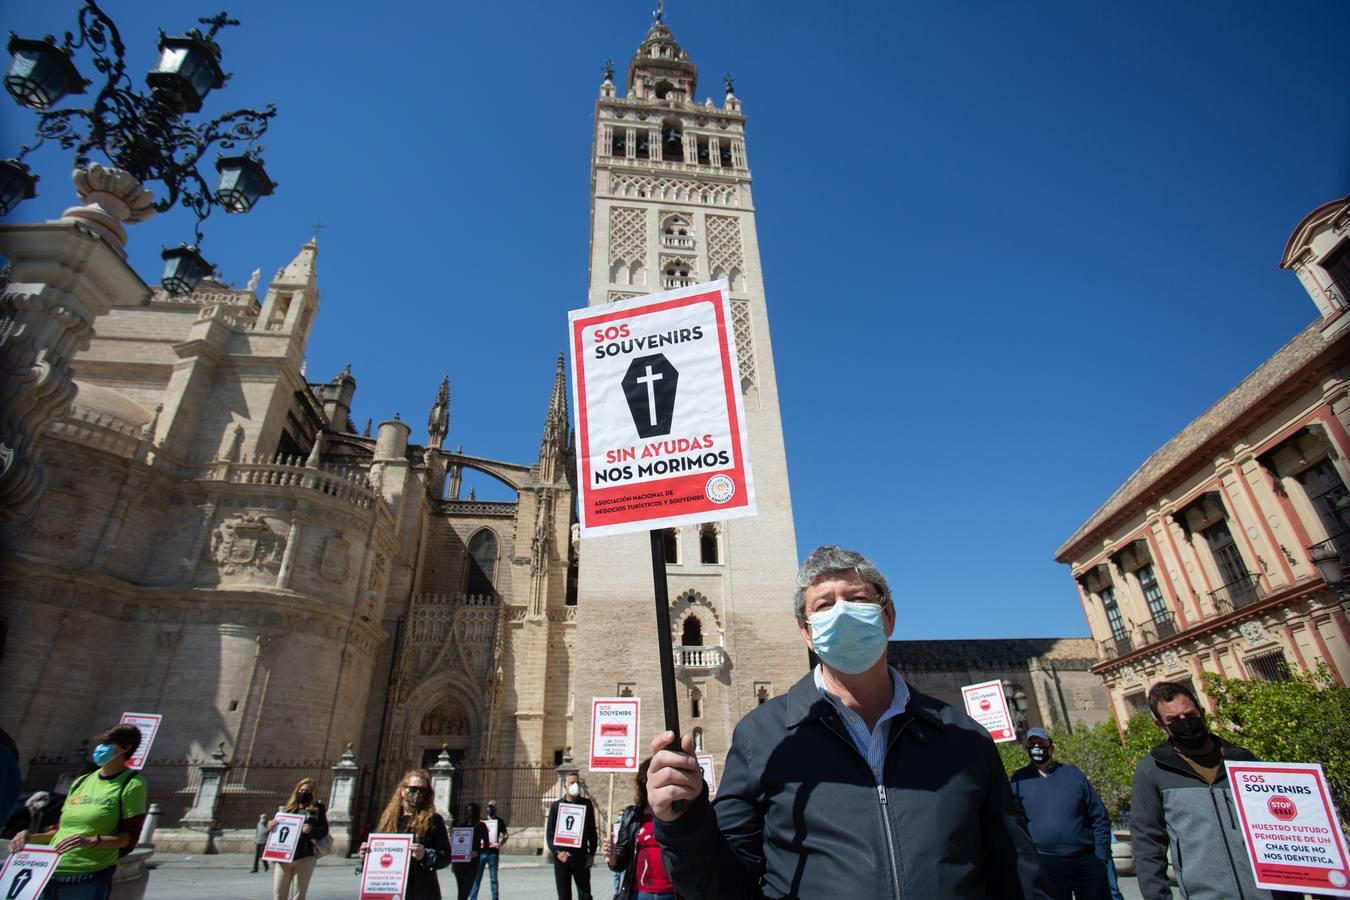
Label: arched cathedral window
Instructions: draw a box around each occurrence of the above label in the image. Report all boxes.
[682,615,704,647]
[465,529,498,596]
[699,523,720,564]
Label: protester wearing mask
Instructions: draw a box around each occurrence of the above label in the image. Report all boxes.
[646,545,1051,899]
[546,772,598,900]
[8,725,147,900]
[1010,729,1112,899]
[269,777,329,900]
[468,801,508,900]
[1130,681,1299,900]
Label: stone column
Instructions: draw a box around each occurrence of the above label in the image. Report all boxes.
[179,744,231,853]
[327,742,360,856]
[429,744,455,823]
[0,165,153,520]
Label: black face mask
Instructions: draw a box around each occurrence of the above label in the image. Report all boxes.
[1028,746,1050,764]
[1166,716,1209,751]
[297,791,313,804]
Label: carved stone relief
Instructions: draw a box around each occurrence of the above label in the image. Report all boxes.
[209,513,285,574]
[319,532,351,580]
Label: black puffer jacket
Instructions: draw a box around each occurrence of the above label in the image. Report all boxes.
[654,672,1052,899]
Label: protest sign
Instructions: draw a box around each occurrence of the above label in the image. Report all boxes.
[960,680,1017,743]
[485,818,500,849]
[696,753,718,799]
[119,712,162,770]
[359,834,413,900]
[1226,761,1350,895]
[590,698,641,772]
[450,827,474,863]
[0,847,60,900]
[262,812,306,864]
[553,802,588,849]
[568,281,755,538]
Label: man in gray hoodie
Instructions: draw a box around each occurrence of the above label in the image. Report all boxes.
[1129,681,1299,900]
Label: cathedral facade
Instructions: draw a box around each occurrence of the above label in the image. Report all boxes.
[0,12,803,845]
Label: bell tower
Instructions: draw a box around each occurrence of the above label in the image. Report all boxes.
[574,10,804,770]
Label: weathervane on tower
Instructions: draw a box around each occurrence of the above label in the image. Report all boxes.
[653,0,664,24]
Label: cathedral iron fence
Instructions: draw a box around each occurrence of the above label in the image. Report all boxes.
[216,760,334,830]
[449,763,562,831]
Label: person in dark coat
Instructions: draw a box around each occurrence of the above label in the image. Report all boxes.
[2,790,65,840]
[362,769,452,900]
[646,545,1052,899]
[547,772,598,900]
[451,802,490,900]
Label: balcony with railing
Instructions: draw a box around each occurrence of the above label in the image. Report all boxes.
[1308,528,1350,568]
[673,645,726,672]
[1209,573,1266,615]
[1099,634,1134,660]
[661,235,696,250]
[1140,613,1179,643]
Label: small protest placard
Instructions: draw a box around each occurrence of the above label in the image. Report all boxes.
[553,802,588,849]
[1226,761,1350,895]
[450,827,474,863]
[590,698,641,772]
[569,282,756,538]
[696,753,718,799]
[485,818,500,849]
[960,680,1017,743]
[262,812,306,864]
[119,712,162,771]
[359,834,413,900]
[0,847,60,900]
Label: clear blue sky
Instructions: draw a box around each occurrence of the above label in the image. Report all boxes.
[4,1,1348,640]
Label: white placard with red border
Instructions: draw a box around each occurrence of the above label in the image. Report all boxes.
[450,827,474,863]
[569,281,757,538]
[359,833,414,900]
[119,712,162,770]
[485,818,500,849]
[261,812,306,863]
[696,753,718,799]
[960,680,1017,743]
[0,847,60,900]
[1226,761,1350,895]
[553,802,588,849]
[590,698,641,772]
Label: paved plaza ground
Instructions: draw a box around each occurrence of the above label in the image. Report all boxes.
[142,852,1146,899]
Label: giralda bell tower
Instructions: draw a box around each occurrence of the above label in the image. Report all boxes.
[573,10,804,771]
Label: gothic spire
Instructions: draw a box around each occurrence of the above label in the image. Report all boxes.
[539,354,569,474]
[427,375,450,449]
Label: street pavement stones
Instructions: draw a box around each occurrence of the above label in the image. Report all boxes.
[145,853,592,900]
[143,852,1145,899]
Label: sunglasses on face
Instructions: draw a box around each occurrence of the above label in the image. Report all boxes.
[404,786,430,794]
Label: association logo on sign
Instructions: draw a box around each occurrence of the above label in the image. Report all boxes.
[622,354,678,438]
[1267,795,1298,821]
[705,474,735,504]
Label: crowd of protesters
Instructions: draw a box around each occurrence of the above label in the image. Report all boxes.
[3,546,1342,900]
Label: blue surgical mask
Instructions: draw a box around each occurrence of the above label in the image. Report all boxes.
[808,599,888,675]
[92,743,120,765]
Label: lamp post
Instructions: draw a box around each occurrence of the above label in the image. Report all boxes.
[0,1,278,519]
[2,1,278,289]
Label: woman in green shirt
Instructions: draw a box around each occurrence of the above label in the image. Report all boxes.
[10,724,147,899]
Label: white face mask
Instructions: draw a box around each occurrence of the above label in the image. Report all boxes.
[567,782,580,797]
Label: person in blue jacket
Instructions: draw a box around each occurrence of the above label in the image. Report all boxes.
[1010,728,1112,899]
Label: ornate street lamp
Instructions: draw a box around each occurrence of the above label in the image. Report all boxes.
[3,1,278,295]
[0,159,39,216]
[5,35,88,110]
[214,150,275,213]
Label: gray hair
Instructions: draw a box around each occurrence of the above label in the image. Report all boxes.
[793,545,891,623]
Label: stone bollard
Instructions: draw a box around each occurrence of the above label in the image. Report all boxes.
[178,744,231,853]
[137,802,161,848]
[430,744,455,822]
[327,743,360,856]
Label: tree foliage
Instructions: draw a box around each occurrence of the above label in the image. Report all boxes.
[1202,665,1350,821]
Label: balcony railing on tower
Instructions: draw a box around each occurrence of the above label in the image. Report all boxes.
[1308,528,1350,568]
[673,645,726,672]
[1209,574,1266,615]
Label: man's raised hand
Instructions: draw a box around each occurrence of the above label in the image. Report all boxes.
[646,731,702,822]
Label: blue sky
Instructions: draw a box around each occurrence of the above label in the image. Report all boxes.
[4,1,1348,640]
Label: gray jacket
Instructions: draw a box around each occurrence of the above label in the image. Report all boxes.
[654,672,1052,899]
[1130,739,1299,900]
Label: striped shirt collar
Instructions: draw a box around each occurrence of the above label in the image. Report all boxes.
[813,664,911,780]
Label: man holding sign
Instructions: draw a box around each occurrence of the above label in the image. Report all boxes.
[546,773,597,900]
[645,546,1050,899]
[1129,680,1300,900]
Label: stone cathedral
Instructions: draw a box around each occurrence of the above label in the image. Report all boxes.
[1,11,804,842]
